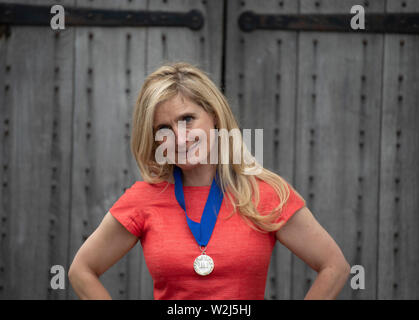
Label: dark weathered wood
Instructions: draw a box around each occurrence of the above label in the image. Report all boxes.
[225,0,301,300]
[238,11,419,34]
[378,0,419,300]
[292,0,386,300]
[0,3,204,30]
[67,0,148,301]
[294,32,383,300]
[0,0,75,300]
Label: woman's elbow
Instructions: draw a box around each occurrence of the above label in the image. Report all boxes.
[68,260,93,282]
[322,256,351,278]
[332,258,351,280]
[68,261,80,282]
[340,261,351,281]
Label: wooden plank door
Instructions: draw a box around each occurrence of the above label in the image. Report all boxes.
[0,0,76,300]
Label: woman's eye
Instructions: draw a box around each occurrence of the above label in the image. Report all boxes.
[184,115,193,123]
[155,125,171,135]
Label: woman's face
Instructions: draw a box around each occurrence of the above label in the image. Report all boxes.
[153,93,217,171]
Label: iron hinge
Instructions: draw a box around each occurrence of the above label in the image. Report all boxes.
[238,11,419,34]
[0,3,204,30]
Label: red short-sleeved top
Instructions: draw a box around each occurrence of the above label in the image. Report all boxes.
[109,178,305,300]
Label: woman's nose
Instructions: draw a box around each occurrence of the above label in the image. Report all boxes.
[173,125,188,149]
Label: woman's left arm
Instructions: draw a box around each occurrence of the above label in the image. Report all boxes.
[275,206,351,300]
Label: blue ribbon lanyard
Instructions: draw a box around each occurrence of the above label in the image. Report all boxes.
[173,166,224,247]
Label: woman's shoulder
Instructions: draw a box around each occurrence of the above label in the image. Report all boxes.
[109,180,173,216]
[125,180,173,199]
[255,178,286,199]
[131,180,168,190]
[255,177,304,204]
[255,177,306,216]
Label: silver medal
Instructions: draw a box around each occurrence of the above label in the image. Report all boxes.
[193,253,214,276]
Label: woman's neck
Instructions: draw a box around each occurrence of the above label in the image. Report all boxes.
[176,164,217,186]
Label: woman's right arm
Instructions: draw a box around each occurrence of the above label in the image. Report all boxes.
[68,211,139,299]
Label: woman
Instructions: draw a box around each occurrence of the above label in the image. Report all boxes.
[68,62,350,300]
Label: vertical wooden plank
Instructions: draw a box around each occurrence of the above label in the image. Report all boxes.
[294,0,385,300]
[68,0,148,300]
[123,0,153,300]
[0,0,75,299]
[378,0,419,300]
[0,4,10,299]
[0,6,11,300]
[146,0,223,81]
[225,0,300,300]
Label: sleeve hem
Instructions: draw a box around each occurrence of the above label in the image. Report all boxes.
[276,183,307,225]
[109,208,141,238]
[279,202,306,225]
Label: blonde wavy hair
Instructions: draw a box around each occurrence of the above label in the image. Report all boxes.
[131,62,304,233]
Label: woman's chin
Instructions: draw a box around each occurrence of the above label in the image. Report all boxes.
[174,162,201,171]
[175,157,212,171]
